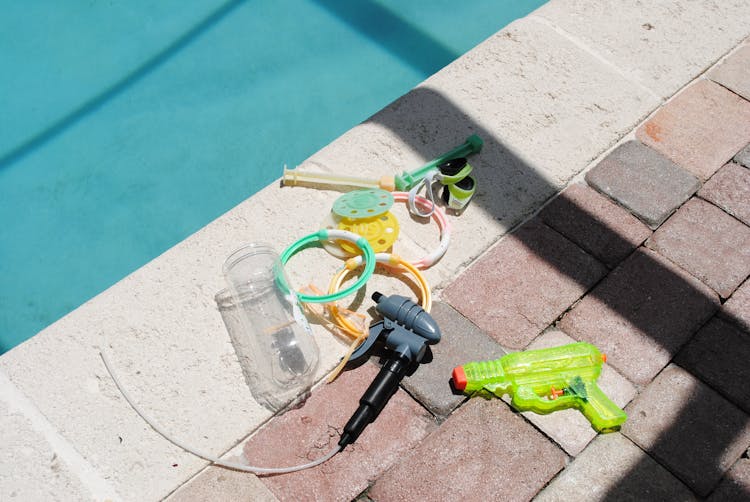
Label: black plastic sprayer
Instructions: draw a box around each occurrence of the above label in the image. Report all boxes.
[338,292,441,449]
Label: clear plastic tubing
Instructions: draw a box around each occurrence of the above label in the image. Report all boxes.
[99,343,341,474]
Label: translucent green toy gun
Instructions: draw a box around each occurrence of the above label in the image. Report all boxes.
[452,342,626,432]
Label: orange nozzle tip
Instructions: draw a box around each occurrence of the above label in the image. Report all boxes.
[452,366,467,391]
[601,354,607,363]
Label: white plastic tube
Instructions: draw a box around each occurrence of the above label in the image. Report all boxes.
[282,166,395,191]
[99,340,341,474]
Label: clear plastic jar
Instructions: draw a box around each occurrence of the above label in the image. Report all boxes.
[216,243,319,411]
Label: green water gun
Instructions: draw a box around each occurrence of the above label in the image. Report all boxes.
[452,342,626,433]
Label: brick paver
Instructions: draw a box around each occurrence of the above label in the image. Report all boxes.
[241,364,436,502]
[675,316,750,414]
[559,247,719,385]
[645,198,750,298]
[736,143,750,168]
[584,140,699,228]
[401,301,506,418]
[699,162,750,226]
[507,329,636,456]
[443,218,607,349]
[534,433,697,502]
[707,458,750,502]
[368,399,566,502]
[636,79,750,181]
[538,183,651,268]
[708,43,750,101]
[622,364,750,497]
[721,278,750,332]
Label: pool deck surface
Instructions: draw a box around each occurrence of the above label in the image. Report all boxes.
[2,1,750,501]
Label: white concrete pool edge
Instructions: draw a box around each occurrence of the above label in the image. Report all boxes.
[2,2,749,500]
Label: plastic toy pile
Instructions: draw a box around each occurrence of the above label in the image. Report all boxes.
[101,134,626,475]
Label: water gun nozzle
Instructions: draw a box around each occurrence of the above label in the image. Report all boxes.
[452,366,467,391]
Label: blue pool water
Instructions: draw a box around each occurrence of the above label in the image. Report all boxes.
[0,0,545,352]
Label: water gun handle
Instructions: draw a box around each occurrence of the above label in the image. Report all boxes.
[580,380,627,433]
[510,381,626,433]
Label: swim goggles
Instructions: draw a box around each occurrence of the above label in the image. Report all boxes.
[407,157,476,216]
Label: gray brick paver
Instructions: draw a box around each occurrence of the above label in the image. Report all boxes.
[585,140,699,229]
[401,301,506,418]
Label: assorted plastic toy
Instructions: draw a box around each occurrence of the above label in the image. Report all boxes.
[281,134,483,192]
[103,134,628,477]
[452,342,627,433]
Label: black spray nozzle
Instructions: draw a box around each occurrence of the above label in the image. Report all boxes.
[339,293,441,450]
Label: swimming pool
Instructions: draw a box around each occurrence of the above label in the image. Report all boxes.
[0,0,546,352]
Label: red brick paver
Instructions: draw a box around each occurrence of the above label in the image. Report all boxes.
[622,364,750,497]
[707,458,750,502]
[443,218,606,349]
[699,162,750,226]
[368,399,566,502]
[645,197,750,298]
[559,247,719,385]
[242,364,436,502]
[538,183,652,268]
[708,43,750,101]
[636,79,750,181]
[535,433,697,502]
[721,278,750,332]
[675,316,750,414]
[736,143,750,168]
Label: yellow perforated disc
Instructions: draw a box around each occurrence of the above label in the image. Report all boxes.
[338,211,399,254]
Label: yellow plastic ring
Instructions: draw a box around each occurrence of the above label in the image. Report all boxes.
[328,253,431,337]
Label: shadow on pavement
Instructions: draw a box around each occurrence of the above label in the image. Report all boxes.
[366,85,750,499]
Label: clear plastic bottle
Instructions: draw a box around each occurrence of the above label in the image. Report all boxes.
[216,243,319,412]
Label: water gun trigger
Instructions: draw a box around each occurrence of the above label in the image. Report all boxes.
[348,321,385,363]
[549,386,565,400]
[512,385,578,414]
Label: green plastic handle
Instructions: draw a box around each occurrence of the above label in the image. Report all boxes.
[394,134,483,191]
[579,380,628,433]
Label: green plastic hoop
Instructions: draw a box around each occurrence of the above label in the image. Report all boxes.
[279,229,376,303]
